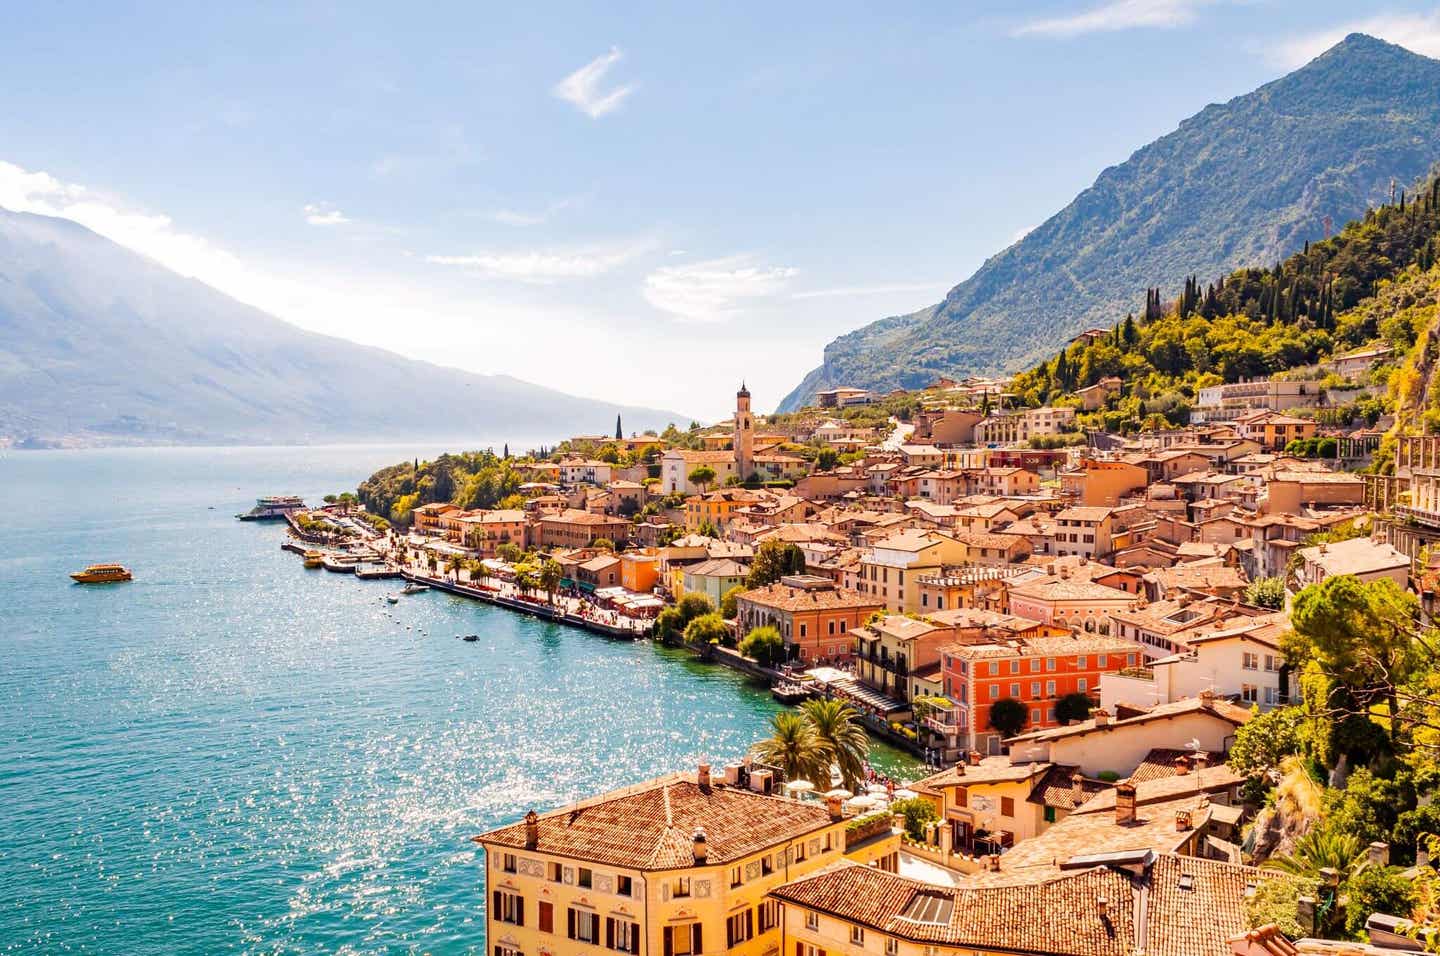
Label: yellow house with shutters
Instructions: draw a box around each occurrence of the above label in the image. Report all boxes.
[474,765,899,956]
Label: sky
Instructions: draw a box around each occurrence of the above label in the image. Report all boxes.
[3,2,1440,422]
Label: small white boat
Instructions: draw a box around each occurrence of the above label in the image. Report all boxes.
[400,583,429,595]
[386,595,399,604]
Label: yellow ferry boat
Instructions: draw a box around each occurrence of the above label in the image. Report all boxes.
[303,550,325,568]
[70,564,133,584]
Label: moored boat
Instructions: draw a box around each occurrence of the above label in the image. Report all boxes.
[303,550,325,568]
[70,564,133,584]
[400,583,429,594]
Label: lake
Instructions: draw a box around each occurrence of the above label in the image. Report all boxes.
[0,445,918,954]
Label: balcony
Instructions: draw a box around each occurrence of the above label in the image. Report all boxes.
[923,708,968,735]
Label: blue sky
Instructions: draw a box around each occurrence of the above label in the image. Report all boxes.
[3,1,1440,421]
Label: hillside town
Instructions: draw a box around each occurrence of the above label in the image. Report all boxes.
[279,353,1440,956]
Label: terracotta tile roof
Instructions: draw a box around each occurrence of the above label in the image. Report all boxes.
[474,775,834,870]
[772,853,1270,956]
[738,582,882,614]
[914,757,1052,789]
[1006,695,1252,746]
[1125,749,1195,785]
[1027,764,1109,810]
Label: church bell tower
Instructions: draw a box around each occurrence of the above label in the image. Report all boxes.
[734,382,754,481]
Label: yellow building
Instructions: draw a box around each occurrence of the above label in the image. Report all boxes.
[475,765,899,956]
[685,489,764,532]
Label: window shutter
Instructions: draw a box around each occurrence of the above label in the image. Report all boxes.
[607,917,615,950]
[492,890,501,914]
[693,923,702,955]
[630,923,640,955]
[664,926,674,956]
[568,908,576,940]
[796,943,804,956]
[517,897,524,927]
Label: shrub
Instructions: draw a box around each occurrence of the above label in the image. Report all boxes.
[739,626,785,667]
[889,797,938,841]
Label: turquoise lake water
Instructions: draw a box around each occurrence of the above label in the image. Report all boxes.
[0,445,919,955]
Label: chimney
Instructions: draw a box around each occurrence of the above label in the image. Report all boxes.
[1199,688,1216,706]
[1367,842,1390,867]
[1175,809,1193,831]
[698,762,712,790]
[967,750,982,766]
[1193,751,1210,772]
[1116,784,1137,825]
[1173,755,1191,776]
[827,795,845,821]
[524,809,540,849]
[1096,896,1108,919]
[1093,709,1110,728]
[988,853,1001,872]
[693,827,708,863]
[954,762,965,776]
[1070,771,1085,807]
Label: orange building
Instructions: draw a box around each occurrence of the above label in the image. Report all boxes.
[938,635,1144,754]
[734,576,883,664]
[619,550,661,593]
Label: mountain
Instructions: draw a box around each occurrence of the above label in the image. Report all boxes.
[780,34,1440,411]
[0,208,683,446]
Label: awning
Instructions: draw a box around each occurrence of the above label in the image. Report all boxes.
[825,677,908,715]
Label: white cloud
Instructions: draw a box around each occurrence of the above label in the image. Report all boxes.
[1269,12,1440,68]
[427,241,649,283]
[303,202,351,226]
[791,281,944,301]
[642,255,797,322]
[1014,0,1215,37]
[553,47,636,118]
[491,209,546,227]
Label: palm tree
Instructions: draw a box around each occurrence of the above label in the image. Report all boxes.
[751,712,833,790]
[800,699,869,792]
[1263,829,1366,878]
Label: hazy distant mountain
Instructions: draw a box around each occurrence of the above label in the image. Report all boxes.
[780,34,1440,410]
[0,208,683,446]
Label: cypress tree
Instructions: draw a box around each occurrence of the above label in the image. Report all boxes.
[615,414,623,440]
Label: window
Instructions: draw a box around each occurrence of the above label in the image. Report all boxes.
[1029,659,1040,673]
[578,867,593,889]
[1098,654,1108,668]
[665,923,703,956]
[730,865,743,888]
[1032,708,1042,724]
[1242,652,1259,671]
[568,908,600,944]
[988,661,999,676]
[539,902,554,934]
[839,620,847,633]
[1127,654,1137,666]
[1242,683,1259,704]
[1264,686,1278,706]
[799,624,807,638]
[727,910,755,947]
[1044,805,1057,823]
[1001,797,1014,817]
[1046,680,1056,697]
[493,891,525,926]
[1077,677,1087,694]
[548,862,563,882]
[850,926,866,945]
[828,620,836,635]
[1076,656,1087,668]
[501,853,518,874]
[758,900,781,933]
[989,684,999,700]
[617,875,633,897]
[608,918,640,954]
[1010,683,1020,698]
[1030,681,1041,698]
[805,912,819,931]
[1009,660,1020,674]
[1046,658,1057,671]
[886,938,899,956]
[795,841,807,862]
[761,853,774,876]
[823,832,833,851]
[672,876,691,898]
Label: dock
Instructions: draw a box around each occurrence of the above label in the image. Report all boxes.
[403,572,644,640]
